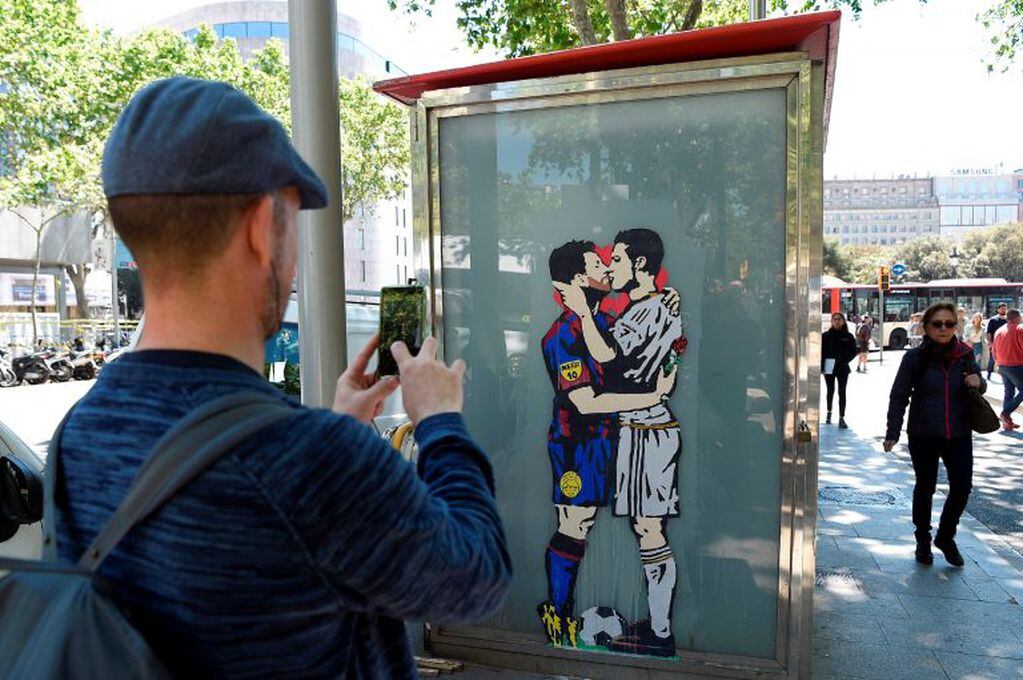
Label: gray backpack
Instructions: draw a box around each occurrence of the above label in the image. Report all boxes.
[0,392,294,679]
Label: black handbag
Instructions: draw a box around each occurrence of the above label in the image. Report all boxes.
[965,384,1000,434]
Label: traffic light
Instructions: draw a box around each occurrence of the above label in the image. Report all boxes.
[878,266,890,292]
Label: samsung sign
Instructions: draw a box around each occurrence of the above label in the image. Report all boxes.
[950,168,996,176]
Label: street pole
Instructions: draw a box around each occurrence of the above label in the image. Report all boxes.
[110,227,120,346]
[749,0,766,20]
[288,0,347,408]
[878,285,884,366]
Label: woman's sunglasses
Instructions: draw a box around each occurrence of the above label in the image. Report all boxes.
[929,320,957,329]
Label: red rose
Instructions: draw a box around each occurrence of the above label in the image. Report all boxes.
[672,335,688,355]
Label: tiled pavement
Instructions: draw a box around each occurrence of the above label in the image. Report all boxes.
[814,358,1023,680]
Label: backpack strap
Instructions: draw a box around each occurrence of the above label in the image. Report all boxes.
[75,392,295,573]
[42,408,78,560]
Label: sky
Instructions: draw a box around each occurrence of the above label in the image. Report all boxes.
[77,0,1023,180]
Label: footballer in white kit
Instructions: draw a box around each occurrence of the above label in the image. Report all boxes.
[575,228,685,658]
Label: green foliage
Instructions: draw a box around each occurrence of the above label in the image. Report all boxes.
[339,78,410,224]
[890,233,956,282]
[264,361,301,396]
[826,225,1023,284]
[981,0,1023,73]
[389,0,905,57]
[959,223,1023,281]
[823,237,853,279]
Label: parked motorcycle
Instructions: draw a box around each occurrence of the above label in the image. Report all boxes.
[40,349,73,383]
[0,350,17,388]
[11,353,50,385]
[69,350,99,380]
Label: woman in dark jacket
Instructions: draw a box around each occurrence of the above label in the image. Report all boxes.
[884,302,986,567]
[821,312,858,428]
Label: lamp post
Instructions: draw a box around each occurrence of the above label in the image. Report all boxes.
[949,245,961,279]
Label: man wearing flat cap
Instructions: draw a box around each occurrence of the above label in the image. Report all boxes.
[52,77,511,678]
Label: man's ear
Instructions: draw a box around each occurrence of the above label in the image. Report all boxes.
[244,195,275,269]
[573,273,587,286]
[635,255,647,272]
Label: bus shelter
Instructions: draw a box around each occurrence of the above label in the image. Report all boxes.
[375,12,839,679]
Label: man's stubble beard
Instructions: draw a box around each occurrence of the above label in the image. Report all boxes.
[261,253,288,340]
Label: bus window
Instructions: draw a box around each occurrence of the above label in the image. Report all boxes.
[884,294,913,322]
[915,291,930,313]
[855,288,878,319]
[987,294,1015,316]
[932,289,955,304]
[957,294,983,316]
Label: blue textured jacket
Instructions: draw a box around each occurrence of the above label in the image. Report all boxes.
[54,351,512,678]
[885,339,986,442]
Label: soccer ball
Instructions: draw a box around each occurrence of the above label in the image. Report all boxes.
[579,606,628,648]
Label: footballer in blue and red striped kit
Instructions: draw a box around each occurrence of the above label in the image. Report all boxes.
[537,240,675,649]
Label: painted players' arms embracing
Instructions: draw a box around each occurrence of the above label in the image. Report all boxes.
[554,282,680,363]
[568,364,677,415]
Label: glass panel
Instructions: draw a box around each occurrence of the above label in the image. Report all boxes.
[270,22,289,39]
[987,293,1016,316]
[213,23,225,38]
[437,88,788,660]
[957,294,984,317]
[884,294,912,322]
[338,32,356,52]
[222,22,246,38]
[940,206,960,226]
[183,28,198,41]
[248,22,272,38]
[855,289,878,320]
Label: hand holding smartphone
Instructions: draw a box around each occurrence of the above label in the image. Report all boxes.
[377,284,427,376]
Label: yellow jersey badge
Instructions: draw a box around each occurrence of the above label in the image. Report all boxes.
[559,360,583,382]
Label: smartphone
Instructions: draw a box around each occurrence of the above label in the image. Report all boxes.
[377,284,427,376]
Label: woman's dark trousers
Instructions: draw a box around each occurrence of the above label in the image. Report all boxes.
[823,373,848,416]
[908,435,973,542]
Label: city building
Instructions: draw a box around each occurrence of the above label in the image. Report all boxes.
[823,177,939,246]
[151,1,413,293]
[932,168,1021,239]
[152,1,407,80]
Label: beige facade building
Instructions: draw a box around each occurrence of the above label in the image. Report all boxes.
[823,177,939,246]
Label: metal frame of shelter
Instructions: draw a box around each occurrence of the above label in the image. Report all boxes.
[372,14,839,679]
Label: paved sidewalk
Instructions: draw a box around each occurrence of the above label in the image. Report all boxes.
[814,407,1023,679]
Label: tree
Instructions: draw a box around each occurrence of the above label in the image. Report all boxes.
[338,78,411,225]
[981,0,1023,73]
[391,0,910,57]
[1,2,410,337]
[890,233,956,282]
[823,237,853,280]
[960,223,1023,281]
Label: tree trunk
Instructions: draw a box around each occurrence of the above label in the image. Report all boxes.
[31,227,42,347]
[681,0,704,30]
[64,264,91,319]
[604,0,633,40]
[568,0,598,45]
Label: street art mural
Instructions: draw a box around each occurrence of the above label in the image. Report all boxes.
[538,228,687,658]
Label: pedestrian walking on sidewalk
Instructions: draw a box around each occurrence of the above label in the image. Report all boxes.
[821,312,857,429]
[966,313,985,364]
[985,302,1009,380]
[908,312,924,349]
[992,309,1023,429]
[956,307,968,341]
[884,302,986,568]
[855,314,872,373]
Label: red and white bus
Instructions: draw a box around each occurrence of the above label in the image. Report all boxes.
[821,277,1023,349]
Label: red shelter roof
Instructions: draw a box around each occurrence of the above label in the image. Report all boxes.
[375,11,840,128]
